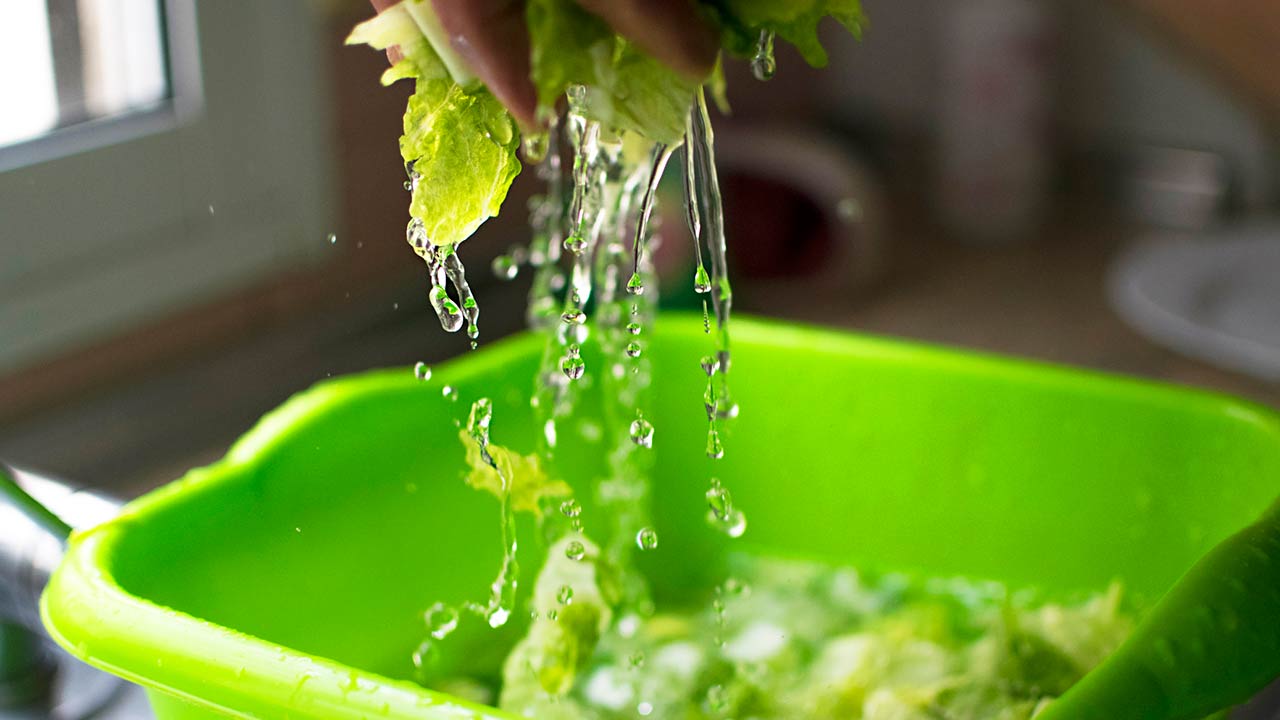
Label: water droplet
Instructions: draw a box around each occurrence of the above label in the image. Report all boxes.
[626,322,642,335]
[720,510,747,538]
[637,701,654,716]
[626,272,645,295]
[565,541,587,561]
[424,603,459,640]
[625,341,642,358]
[491,254,518,280]
[693,264,711,293]
[561,354,585,380]
[467,397,493,442]
[700,355,720,376]
[562,310,586,325]
[751,56,777,82]
[706,427,725,459]
[327,233,337,244]
[557,585,574,605]
[521,132,549,163]
[751,30,777,81]
[413,362,432,381]
[706,480,733,521]
[630,416,655,448]
[403,180,412,191]
[563,235,588,255]
[412,639,434,669]
[560,499,582,518]
[486,606,510,629]
[466,323,479,340]
[429,286,465,332]
[629,651,647,668]
[636,527,659,551]
[547,609,558,621]
[442,385,458,402]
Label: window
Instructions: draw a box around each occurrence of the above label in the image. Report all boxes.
[1,0,171,156]
[0,1,336,374]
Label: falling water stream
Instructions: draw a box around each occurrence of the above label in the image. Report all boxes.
[408,81,751,689]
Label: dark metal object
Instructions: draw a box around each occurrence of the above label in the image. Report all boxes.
[0,465,143,719]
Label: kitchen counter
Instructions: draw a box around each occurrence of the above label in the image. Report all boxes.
[747,210,1280,409]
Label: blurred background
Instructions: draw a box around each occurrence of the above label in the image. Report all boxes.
[2,1,1280,717]
[2,0,1279,502]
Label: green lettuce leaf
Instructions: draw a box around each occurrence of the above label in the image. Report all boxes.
[349,0,863,247]
[526,0,612,112]
[713,0,866,67]
[349,8,520,249]
[399,75,521,248]
[584,43,700,145]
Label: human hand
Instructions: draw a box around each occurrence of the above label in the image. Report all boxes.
[369,0,718,128]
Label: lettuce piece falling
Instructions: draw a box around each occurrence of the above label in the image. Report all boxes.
[458,430,570,516]
[500,536,616,717]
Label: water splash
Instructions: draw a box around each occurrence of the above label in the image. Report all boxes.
[461,398,520,630]
[685,88,735,427]
[629,144,678,295]
[406,82,742,683]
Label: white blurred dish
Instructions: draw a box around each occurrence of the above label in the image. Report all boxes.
[1109,226,1280,381]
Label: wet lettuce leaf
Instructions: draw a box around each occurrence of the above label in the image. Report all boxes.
[347,0,863,244]
[347,8,521,249]
[525,0,612,111]
[711,0,866,67]
[399,79,522,249]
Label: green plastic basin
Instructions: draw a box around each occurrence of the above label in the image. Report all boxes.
[41,315,1280,719]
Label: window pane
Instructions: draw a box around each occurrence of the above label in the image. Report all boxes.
[0,0,59,147]
[80,0,167,118]
[0,0,168,151]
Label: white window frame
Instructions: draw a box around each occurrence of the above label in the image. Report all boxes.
[0,0,337,373]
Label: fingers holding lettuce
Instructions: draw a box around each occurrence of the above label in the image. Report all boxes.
[368,0,717,128]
